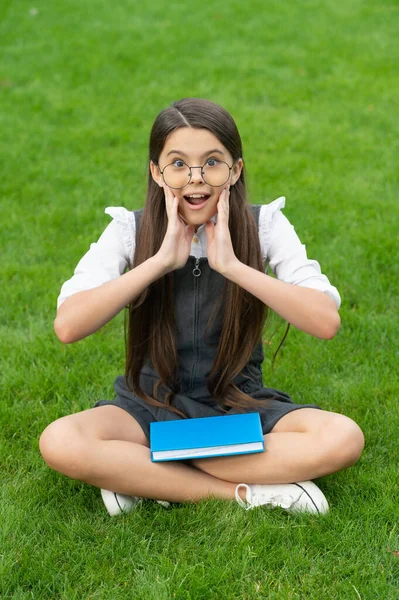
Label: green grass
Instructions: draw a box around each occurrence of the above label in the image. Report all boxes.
[1,0,399,597]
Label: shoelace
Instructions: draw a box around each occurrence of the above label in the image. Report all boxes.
[235,484,295,510]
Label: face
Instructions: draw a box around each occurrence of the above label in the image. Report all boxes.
[150,128,242,231]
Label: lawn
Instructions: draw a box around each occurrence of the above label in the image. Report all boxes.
[1,0,398,598]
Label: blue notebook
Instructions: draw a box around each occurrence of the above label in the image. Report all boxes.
[150,412,264,462]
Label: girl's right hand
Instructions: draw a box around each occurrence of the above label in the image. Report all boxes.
[155,186,196,273]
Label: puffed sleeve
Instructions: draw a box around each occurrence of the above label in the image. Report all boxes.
[258,197,341,308]
[57,207,136,308]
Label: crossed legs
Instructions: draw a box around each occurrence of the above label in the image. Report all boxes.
[39,406,236,503]
[39,406,364,504]
[191,408,364,484]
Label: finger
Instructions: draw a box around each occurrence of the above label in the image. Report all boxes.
[173,195,180,222]
[225,188,230,217]
[217,188,229,221]
[205,220,214,242]
[164,186,176,221]
[163,185,171,219]
[164,186,175,219]
[223,187,230,206]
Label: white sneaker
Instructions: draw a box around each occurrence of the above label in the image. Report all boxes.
[101,489,142,516]
[100,489,170,516]
[235,481,329,515]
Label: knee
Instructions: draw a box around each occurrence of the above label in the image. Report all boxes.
[324,414,365,469]
[39,417,89,479]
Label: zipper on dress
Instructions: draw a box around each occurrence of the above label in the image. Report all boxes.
[192,257,202,277]
[189,258,200,388]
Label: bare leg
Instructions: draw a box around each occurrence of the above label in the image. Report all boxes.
[39,406,236,503]
[191,409,365,484]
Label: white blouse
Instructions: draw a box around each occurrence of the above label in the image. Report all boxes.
[57,197,341,309]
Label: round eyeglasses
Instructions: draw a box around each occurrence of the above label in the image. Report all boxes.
[159,158,234,189]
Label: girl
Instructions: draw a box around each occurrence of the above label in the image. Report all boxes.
[40,98,364,516]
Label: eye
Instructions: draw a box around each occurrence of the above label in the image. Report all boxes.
[172,159,186,168]
[206,157,221,167]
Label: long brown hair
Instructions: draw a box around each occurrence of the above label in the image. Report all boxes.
[126,98,275,417]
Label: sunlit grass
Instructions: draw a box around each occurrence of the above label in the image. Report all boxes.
[1,0,398,597]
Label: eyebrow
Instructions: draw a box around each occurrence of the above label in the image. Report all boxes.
[166,148,225,158]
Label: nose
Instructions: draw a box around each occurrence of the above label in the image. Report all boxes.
[189,166,205,184]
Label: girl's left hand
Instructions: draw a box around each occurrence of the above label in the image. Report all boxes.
[205,187,239,276]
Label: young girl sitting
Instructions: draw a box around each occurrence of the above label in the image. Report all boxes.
[40,98,364,516]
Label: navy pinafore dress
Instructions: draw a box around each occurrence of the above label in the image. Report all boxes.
[95,204,320,439]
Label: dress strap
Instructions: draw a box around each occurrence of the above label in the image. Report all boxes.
[133,209,144,246]
[249,203,261,227]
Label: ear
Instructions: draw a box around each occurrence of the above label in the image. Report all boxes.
[150,161,163,188]
[231,158,243,185]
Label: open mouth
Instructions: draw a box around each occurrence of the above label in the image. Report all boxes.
[183,193,211,207]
